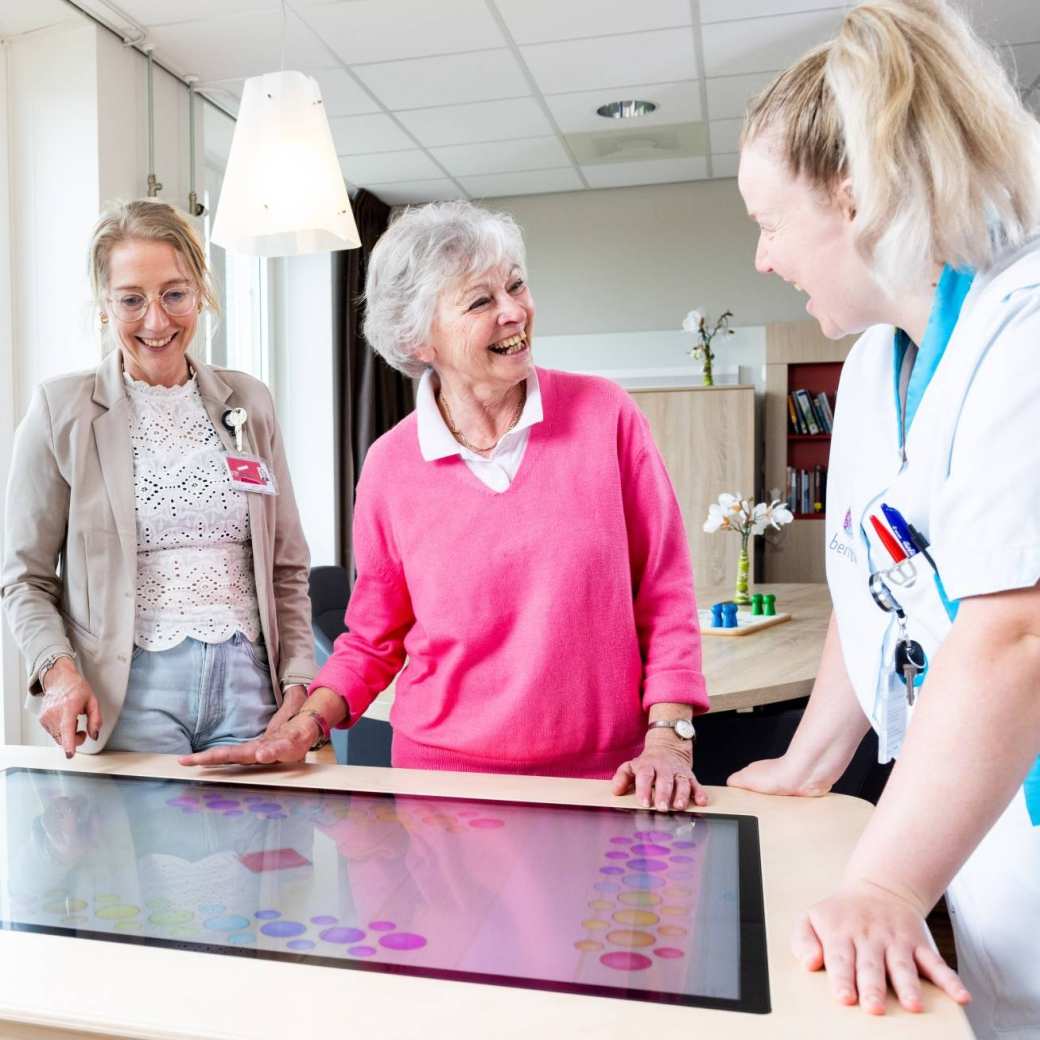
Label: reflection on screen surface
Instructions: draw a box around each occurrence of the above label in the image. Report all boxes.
[0,769,768,1012]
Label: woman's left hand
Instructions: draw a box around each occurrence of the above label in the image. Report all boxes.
[611,732,708,811]
[793,879,970,1014]
[263,684,308,738]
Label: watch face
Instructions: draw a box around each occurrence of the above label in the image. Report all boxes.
[674,719,696,740]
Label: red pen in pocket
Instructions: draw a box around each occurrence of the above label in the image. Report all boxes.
[870,514,907,563]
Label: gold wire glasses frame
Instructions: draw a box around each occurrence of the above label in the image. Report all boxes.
[106,285,199,323]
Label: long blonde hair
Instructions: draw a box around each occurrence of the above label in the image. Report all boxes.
[88,199,219,314]
[744,0,1040,289]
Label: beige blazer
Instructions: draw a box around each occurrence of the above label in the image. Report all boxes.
[1,350,315,751]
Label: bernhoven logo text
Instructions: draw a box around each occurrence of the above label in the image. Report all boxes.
[829,533,858,565]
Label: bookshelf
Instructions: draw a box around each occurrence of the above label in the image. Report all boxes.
[763,322,856,582]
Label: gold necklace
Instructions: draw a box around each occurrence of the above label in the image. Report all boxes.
[438,385,527,454]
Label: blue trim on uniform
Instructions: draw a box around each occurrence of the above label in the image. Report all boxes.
[893,265,975,444]
[1026,759,1040,826]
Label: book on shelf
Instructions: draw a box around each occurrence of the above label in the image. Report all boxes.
[786,464,828,515]
[792,388,821,435]
[814,392,834,432]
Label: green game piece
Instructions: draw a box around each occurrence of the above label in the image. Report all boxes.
[763,593,776,617]
[751,593,764,616]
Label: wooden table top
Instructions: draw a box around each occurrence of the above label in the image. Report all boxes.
[0,746,969,1040]
[362,583,831,723]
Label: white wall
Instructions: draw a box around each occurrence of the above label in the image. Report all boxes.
[270,253,338,567]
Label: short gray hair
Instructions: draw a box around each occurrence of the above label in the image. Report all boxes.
[363,201,527,378]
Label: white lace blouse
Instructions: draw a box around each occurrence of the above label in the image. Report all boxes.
[125,374,261,651]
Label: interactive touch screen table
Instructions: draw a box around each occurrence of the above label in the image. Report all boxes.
[2,768,767,1014]
[0,747,971,1040]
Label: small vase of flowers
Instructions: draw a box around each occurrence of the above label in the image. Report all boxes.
[682,308,735,387]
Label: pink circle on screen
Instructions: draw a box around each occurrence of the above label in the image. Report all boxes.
[600,951,653,971]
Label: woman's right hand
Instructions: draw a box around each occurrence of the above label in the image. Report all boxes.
[39,658,102,758]
[178,712,317,768]
[727,754,834,797]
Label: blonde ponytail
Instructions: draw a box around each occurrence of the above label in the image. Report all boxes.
[744,0,1040,289]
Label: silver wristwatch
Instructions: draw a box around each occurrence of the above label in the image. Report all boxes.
[647,718,696,742]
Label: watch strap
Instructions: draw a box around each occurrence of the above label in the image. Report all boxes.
[647,718,696,741]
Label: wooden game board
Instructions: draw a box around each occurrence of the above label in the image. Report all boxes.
[698,610,792,637]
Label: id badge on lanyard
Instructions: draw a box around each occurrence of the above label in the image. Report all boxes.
[222,408,278,496]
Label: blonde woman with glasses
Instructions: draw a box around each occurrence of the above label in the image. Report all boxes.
[728,1,1040,1033]
[2,200,314,758]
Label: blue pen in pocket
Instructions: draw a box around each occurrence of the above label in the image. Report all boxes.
[880,503,918,557]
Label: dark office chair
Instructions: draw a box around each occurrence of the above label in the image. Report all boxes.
[307,565,392,767]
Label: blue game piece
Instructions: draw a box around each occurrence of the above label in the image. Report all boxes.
[710,603,725,628]
[722,603,738,629]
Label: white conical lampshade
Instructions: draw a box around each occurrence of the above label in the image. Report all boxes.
[211,70,360,256]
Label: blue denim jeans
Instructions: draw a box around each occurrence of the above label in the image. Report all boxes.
[107,633,277,754]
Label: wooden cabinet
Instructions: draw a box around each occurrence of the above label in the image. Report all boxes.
[631,384,755,590]
[763,322,855,582]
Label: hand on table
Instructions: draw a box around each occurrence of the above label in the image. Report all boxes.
[262,684,308,738]
[178,710,316,768]
[794,879,970,1015]
[727,754,833,797]
[39,658,101,758]
[611,732,707,811]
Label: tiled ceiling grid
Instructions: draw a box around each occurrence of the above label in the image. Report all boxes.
[7,0,1040,203]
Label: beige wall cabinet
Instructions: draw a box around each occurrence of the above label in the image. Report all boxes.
[763,321,856,582]
[631,384,756,591]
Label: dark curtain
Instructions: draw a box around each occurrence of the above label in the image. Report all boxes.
[333,189,415,578]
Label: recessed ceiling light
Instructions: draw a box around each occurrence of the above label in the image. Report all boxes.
[596,100,658,120]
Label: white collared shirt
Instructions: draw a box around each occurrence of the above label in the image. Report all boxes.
[416,368,543,493]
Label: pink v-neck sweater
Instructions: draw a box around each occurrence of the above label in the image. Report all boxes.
[311,368,707,778]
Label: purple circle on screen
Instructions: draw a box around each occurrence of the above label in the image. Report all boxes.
[310,915,337,925]
[368,920,395,931]
[609,836,633,845]
[205,799,239,810]
[604,851,628,861]
[670,855,694,864]
[349,945,377,957]
[599,866,624,876]
[260,921,306,939]
[673,840,696,849]
[319,927,366,944]
[254,910,281,920]
[627,858,668,872]
[600,951,652,971]
[250,802,282,813]
[287,940,315,951]
[622,874,665,890]
[594,882,621,894]
[632,831,671,842]
[379,932,427,951]
[630,843,669,857]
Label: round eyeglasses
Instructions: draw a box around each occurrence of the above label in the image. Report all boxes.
[107,285,198,323]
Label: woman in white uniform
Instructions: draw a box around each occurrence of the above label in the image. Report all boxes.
[729,1,1040,1034]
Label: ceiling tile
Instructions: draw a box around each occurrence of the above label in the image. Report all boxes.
[430,136,571,176]
[341,150,446,184]
[459,168,583,198]
[708,117,744,155]
[355,50,530,109]
[301,0,506,65]
[704,71,775,121]
[701,9,846,78]
[521,28,699,95]
[110,0,280,24]
[146,9,332,80]
[580,156,708,188]
[311,69,381,117]
[711,153,740,178]
[330,113,417,155]
[960,0,1040,46]
[362,179,467,205]
[395,97,553,147]
[700,0,846,23]
[495,0,691,45]
[546,79,701,134]
[568,122,706,165]
[0,0,77,35]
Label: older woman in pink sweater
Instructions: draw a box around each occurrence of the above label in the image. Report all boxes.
[183,202,708,811]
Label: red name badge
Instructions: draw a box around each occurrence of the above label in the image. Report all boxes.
[224,453,278,495]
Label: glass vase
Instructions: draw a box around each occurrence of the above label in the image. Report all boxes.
[733,540,751,605]
[701,352,714,387]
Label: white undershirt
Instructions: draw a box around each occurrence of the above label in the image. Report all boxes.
[125,373,261,651]
[415,369,543,493]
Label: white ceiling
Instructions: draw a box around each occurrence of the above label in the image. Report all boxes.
[3,0,1039,203]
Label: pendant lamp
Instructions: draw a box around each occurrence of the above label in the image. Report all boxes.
[211,70,360,256]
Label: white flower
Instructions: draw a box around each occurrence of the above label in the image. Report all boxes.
[682,309,704,334]
[705,494,792,536]
[703,492,744,533]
